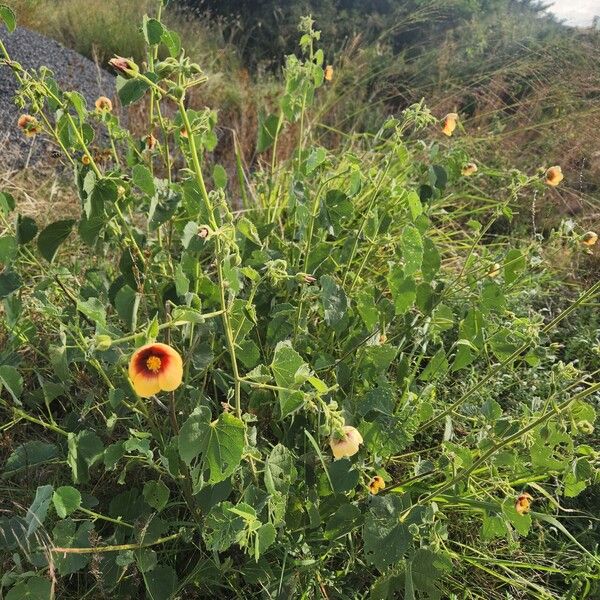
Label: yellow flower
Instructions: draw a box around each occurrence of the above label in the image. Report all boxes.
[488,262,501,278]
[441,112,458,137]
[544,166,563,187]
[330,425,363,459]
[515,492,533,515]
[462,162,478,176]
[82,155,91,165]
[324,65,334,82]
[128,342,183,398]
[368,475,386,495]
[582,231,598,247]
[17,114,41,137]
[95,96,113,112]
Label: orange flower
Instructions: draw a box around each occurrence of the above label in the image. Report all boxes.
[17,114,41,137]
[179,125,189,139]
[462,162,478,176]
[82,154,91,165]
[582,231,598,247]
[544,166,563,187]
[330,425,363,459]
[488,262,501,278]
[442,112,458,137]
[128,342,183,397]
[95,96,113,112]
[368,475,386,495]
[515,492,533,515]
[324,65,334,82]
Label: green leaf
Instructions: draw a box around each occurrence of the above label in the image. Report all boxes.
[178,406,245,484]
[6,577,52,600]
[37,219,75,262]
[363,495,412,570]
[116,76,149,106]
[406,191,423,221]
[52,519,93,575]
[52,486,82,518]
[161,28,181,57]
[0,365,23,402]
[0,270,21,298]
[264,444,297,495]
[145,565,178,600]
[502,498,531,536]
[203,501,245,551]
[143,480,170,511]
[418,347,448,381]
[422,236,441,281]
[0,191,15,215]
[320,274,348,326]
[409,548,452,599]
[356,289,379,330]
[213,164,228,189]
[0,235,17,263]
[16,214,38,244]
[270,341,309,418]
[324,503,362,540]
[388,267,416,315]
[327,458,359,493]
[401,225,423,276]
[77,297,106,326]
[0,4,16,32]
[143,15,164,45]
[237,216,262,246]
[2,441,58,479]
[257,113,280,153]
[115,285,141,331]
[25,484,53,537]
[132,164,156,196]
[504,248,526,284]
[67,430,104,484]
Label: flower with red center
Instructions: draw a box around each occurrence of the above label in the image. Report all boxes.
[544,166,563,187]
[17,114,41,137]
[441,112,458,137]
[515,492,533,515]
[95,96,113,112]
[128,342,183,398]
[324,65,334,82]
[582,231,598,247]
[462,162,478,176]
[330,425,363,459]
[368,475,386,495]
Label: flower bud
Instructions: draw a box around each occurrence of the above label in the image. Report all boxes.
[296,272,316,284]
[108,56,139,76]
[95,334,113,351]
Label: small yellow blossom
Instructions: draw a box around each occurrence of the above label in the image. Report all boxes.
[515,492,533,515]
[330,425,363,460]
[544,166,563,187]
[581,231,598,247]
[324,65,334,81]
[488,263,501,278]
[462,162,478,176]
[442,112,458,137]
[368,476,386,495]
[95,96,113,112]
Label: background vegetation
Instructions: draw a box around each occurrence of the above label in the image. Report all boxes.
[0,1,598,599]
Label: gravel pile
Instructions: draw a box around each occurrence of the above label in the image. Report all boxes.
[0,25,116,169]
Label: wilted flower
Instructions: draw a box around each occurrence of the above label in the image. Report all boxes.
[95,96,113,112]
[582,231,598,247]
[198,226,211,239]
[17,114,41,137]
[368,475,386,495]
[296,272,316,284]
[442,112,458,137]
[179,125,189,139]
[515,492,533,515]
[108,55,138,76]
[82,154,91,166]
[544,166,563,187]
[462,162,478,176]
[128,342,183,398]
[488,262,501,278]
[324,65,334,81]
[330,425,363,459]
[145,133,157,151]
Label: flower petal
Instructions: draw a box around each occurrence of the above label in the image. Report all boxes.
[133,372,161,398]
[158,353,183,392]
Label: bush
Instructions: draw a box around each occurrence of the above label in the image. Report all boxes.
[0,4,599,599]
